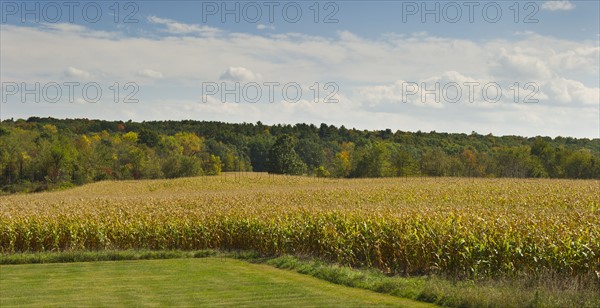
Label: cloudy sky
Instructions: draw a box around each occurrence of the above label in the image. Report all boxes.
[1,0,598,138]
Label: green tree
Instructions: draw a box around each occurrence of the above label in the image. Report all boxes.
[530,137,554,177]
[351,142,391,178]
[420,147,450,176]
[494,146,544,178]
[203,154,222,175]
[296,139,324,171]
[391,146,419,176]
[329,142,354,178]
[314,166,330,178]
[175,132,203,156]
[564,149,595,178]
[39,136,76,183]
[266,135,306,175]
[248,137,273,172]
[138,129,160,147]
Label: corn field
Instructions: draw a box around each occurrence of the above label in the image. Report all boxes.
[1,174,598,278]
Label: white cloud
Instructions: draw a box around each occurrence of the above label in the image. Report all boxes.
[64,67,91,79]
[147,16,221,36]
[1,22,598,138]
[543,78,600,104]
[137,69,164,79]
[219,67,262,82]
[493,50,554,80]
[548,47,600,74]
[256,24,275,30]
[360,70,599,110]
[40,23,118,39]
[358,71,496,107]
[542,1,576,11]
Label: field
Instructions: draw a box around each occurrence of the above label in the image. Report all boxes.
[1,174,599,306]
[1,257,431,307]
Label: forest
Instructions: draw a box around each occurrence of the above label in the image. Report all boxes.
[1,117,599,193]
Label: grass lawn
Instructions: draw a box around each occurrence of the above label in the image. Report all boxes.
[0,257,434,307]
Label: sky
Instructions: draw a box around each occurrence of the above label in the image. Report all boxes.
[1,0,599,138]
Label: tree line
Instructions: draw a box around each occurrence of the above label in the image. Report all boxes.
[1,117,598,193]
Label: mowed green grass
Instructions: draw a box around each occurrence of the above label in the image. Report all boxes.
[0,258,434,307]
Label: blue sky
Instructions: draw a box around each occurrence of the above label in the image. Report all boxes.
[1,1,599,137]
[139,1,599,40]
